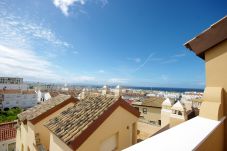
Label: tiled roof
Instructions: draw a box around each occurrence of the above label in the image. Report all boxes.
[18,94,71,122]
[45,96,117,144]
[132,97,165,108]
[141,97,165,108]
[45,95,139,150]
[0,121,17,141]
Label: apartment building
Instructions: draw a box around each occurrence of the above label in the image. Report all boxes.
[16,94,139,151]
[132,97,165,125]
[0,90,37,109]
[0,77,28,90]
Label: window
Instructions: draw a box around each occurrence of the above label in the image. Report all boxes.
[100,133,118,151]
[8,142,16,151]
[178,111,182,116]
[143,108,147,114]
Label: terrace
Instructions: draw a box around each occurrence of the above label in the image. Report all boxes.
[124,16,227,151]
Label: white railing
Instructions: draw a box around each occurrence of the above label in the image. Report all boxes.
[123,116,225,151]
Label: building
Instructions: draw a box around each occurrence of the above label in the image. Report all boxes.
[0,77,28,90]
[16,94,77,151]
[0,77,23,84]
[101,85,109,95]
[0,121,17,151]
[37,90,51,102]
[161,98,173,127]
[132,96,165,125]
[0,90,37,110]
[124,16,227,151]
[16,95,139,151]
[170,101,187,127]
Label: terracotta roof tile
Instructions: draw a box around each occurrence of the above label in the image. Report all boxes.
[18,94,71,122]
[45,95,118,144]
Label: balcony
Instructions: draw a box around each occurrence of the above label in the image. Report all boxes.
[124,116,225,151]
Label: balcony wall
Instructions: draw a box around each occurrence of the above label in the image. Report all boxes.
[123,116,225,151]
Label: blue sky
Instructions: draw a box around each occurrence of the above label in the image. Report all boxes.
[0,0,226,88]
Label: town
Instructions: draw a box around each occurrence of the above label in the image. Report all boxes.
[0,0,226,151]
[0,76,203,150]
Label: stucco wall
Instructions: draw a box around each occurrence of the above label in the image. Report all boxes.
[196,122,224,151]
[0,138,16,151]
[133,105,161,122]
[161,109,171,127]
[169,116,185,127]
[204,39,227,150]
[16,102,75,151]
[34,102,75,149]
[49,106,138,151]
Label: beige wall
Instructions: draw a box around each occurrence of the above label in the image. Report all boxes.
[34,102,75,149]
[161,109,171,127]
[49,133,73,151]
[204,39,227,150]
[196,122,224,151]
[50,106,138,151]
[133,105,161,123]
[169,115,185,127]
[16,102,75,151]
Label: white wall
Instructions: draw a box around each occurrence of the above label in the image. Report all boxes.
[0,138,16,151]
[2,93,37,109]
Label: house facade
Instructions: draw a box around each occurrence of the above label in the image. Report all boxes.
[0,90,37,110]
[16,95,139,151]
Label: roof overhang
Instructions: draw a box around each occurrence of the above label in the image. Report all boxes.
[184,16,227,60]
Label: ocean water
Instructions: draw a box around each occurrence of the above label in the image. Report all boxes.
[127,86,204,93]
[85,85,204,93]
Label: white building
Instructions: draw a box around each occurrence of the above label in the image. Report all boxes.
[0,90,37,109]
[0,77,28,90]
[114,85,122,97]
[101,85,108,95]
[161,98,173,127]
[37,90,51,102]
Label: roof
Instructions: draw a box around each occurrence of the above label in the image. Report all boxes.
[184,16,227,59]
[171,101,184,111]
[18,94,77,124]
[132,97,165,108]
[162,98,172,106]
[0,121,17,141]
[45,95,139,150]
[0,89,36,94]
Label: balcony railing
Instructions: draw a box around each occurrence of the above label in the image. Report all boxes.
[124,116,225,151]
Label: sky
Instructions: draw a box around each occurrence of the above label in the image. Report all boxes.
[0,0,226,88]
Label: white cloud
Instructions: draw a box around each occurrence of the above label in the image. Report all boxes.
[107,78,128,84]
[0,10,70,50]
[0,45,61,81]
[134,53,154,72]
[72,76,96,82]
[52,0,108,16]
[53,0,86,16]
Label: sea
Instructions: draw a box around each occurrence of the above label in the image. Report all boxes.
[78,85,204,93]
[127,86,204,93]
